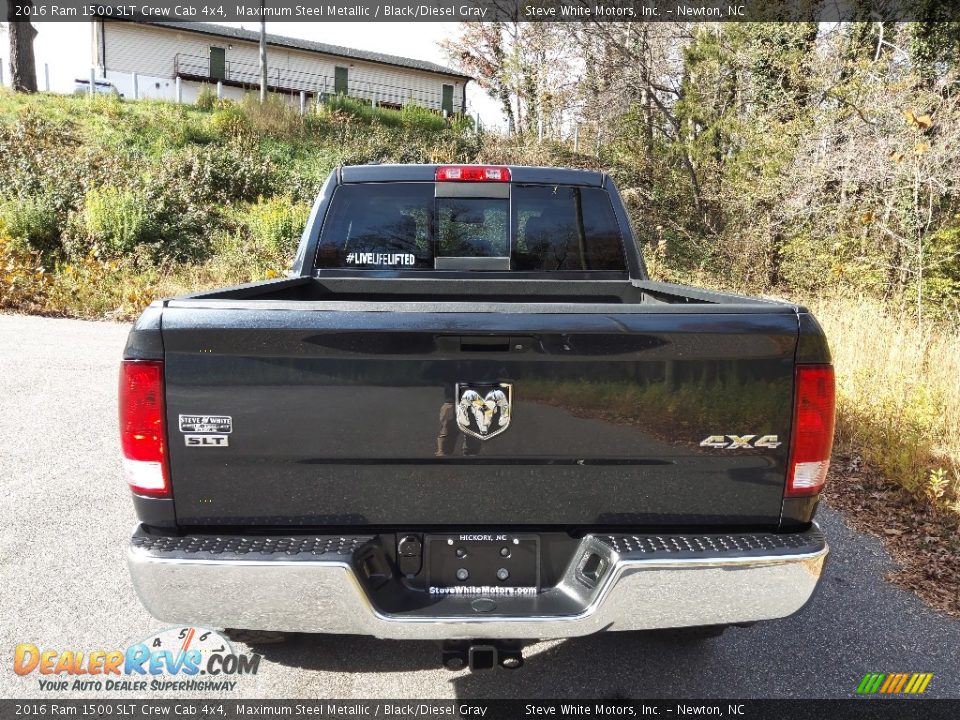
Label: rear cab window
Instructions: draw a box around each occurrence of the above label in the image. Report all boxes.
[315,181,627,273]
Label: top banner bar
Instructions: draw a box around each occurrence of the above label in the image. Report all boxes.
[2,0,958,23]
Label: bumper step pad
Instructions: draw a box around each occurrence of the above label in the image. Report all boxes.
[598,528,825,560]
[131,531,374,559]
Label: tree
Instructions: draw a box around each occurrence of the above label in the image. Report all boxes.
[442,18,574,136]
[907,21,960,88]
[7,1,38,93]
[442,22,518,133]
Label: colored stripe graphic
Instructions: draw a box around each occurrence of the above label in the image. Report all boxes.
[857,673,885,694]
[892,673,909,693]
[879,674,897,693]
[857,672,933,694]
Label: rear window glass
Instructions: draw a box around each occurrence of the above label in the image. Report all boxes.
[315,182,625,271]
[513,185,625,271]
[314,183,434,269]
[437,197,509,258]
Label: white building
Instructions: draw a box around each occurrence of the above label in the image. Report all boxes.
[92,20,471,113]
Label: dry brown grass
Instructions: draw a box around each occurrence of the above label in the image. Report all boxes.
[1,231,286,321]
[811,296,960,513]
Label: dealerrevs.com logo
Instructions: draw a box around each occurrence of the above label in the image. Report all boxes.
[14,627,260,692]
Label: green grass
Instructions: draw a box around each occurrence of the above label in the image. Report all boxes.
[0,89,471,192]
[0,89,482,318]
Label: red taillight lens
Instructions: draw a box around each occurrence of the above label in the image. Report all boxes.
[119,360,170,497]
[436,165,511,182]
[785,365,836,497]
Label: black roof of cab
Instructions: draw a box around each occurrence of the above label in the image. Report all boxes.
[339,164,607,187]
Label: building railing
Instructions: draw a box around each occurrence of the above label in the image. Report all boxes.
[173,53,457,111]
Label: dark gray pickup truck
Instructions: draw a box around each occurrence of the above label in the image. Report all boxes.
[121,164,834,668]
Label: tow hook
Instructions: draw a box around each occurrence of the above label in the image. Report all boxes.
[441,641,524,671]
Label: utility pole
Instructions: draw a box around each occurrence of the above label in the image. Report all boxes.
[258,1,267,103]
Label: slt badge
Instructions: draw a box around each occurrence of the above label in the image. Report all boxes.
[455,383,512,440]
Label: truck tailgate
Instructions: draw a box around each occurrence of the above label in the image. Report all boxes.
[160,307,798,528]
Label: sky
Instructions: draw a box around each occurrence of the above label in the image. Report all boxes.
[2,21,506,128]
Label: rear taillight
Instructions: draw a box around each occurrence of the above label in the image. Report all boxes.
[436,165,511,182]
[119,360,170,497]
[785,365,836,497]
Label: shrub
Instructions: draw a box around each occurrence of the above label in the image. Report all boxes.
[239,93,304,138]
[921,225,960,317]
[210,102,249,138]
[323,94,376,122]
[240,196,311,256]
[195,86,217,112]
[0,112,87,222]
[282,165,332,206]
[0,90,484,316]
[81,186,156,257]
[400,103,448,132]
[320,95,450,132]
[137,177,217,263]
[449,113,476,135]
[198,230,289,287]
[66,177,216,265]
[0,194,62,257]
[168,140,277,204]
[173,116,218,146]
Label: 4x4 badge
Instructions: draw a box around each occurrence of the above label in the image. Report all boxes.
[455,383,512,440]
[700,434,782,449]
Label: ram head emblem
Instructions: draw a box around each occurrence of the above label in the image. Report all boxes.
[455,383,513,440]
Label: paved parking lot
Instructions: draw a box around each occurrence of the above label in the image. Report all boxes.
[1,313,957,699]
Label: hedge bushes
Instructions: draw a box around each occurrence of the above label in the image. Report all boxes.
[0,194,61,257]
[240,196,311,256]
[81,186,155,257]
[0,91,481,317]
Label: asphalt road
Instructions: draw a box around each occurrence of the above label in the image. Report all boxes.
[1,312,957,700]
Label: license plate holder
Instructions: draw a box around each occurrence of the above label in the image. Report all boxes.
[425,533,539,595]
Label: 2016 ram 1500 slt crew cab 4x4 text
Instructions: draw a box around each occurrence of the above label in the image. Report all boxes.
[121,164,833,667]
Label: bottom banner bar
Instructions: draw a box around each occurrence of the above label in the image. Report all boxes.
[1,699,959,720]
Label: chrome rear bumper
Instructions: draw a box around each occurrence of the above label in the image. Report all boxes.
[127,526,827,640]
